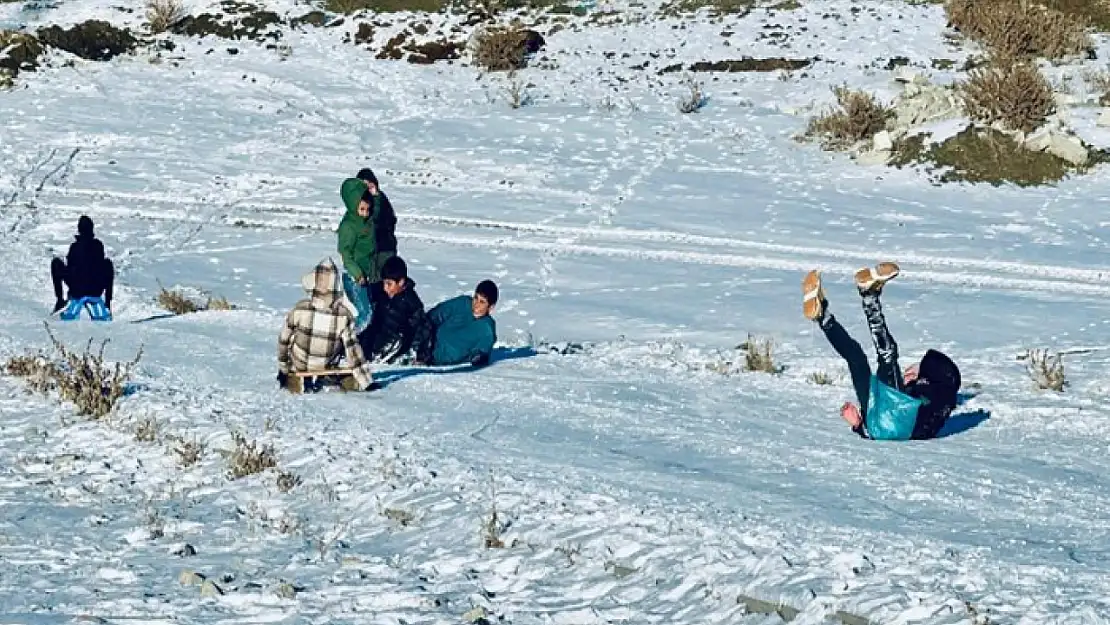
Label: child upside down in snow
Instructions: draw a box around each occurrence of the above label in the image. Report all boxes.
[802,262,961,441]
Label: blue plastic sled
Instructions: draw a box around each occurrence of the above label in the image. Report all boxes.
[59,296,112,322]
[341,272,372,332]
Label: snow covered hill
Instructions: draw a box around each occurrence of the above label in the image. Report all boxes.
[2,1,1110,623]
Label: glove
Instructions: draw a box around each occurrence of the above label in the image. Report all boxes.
[276,371,289,388]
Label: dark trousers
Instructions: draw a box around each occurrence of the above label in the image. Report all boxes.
[52,257,114,306]
[819,292,902,415]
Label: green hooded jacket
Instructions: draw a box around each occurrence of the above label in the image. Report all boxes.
[336,178,381,282]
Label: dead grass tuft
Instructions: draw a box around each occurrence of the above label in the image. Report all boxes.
[134,416,159,442]
[4,351,63,393]
[1023,348,1067,391]
[42,323,142,419]
[961,60,1055,133]
[677,74,707,114]
[473,26,529,73]
[158,286,199,315]
[808,371,835,385]
[804,86,893,150]
[742,334,781,374]
[227,431,278,479]
[276,470,302,493]
[170,435,205,467]
[145,0,186,34]
[944,0,1093,60]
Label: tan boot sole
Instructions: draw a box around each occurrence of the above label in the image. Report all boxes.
[802,270,825,321]
[855,262,900,293]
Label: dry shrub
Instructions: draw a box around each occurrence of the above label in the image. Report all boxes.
[945,0,1092,60]
[134,416,159,442]
[742,334,780,374]
[804,86,893,150]
[276,470,302,493]
[227,431,277,479]
[145,0,185,34]
[170,435,205,467]
[40,323,142,419]
[483,474,506,548]
[808,371,834,385]
[4,351,63,393]
[1024,348,1066,391]
[961,61,1055,133]
[158,286,199,314]
[204,295,234,311]
[677,74,706,114]
[474,26,529,72]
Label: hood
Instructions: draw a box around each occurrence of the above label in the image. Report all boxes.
[300,258,343,305]
[340,178,367,218]
[357,167,378,186]
[910,349,961,407]
[77,215,94,237]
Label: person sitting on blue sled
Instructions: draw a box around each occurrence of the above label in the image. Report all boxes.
[51,215,114,315]
[802,262,961,441]
[414,280,498,368]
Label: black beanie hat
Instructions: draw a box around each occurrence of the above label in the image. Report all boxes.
[77,215,94,236]
[356,168,378,185]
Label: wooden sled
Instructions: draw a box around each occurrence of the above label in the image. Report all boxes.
[285,369,354,394]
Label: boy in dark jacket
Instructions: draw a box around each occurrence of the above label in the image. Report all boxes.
[357,256,427,364]
[802,262,961,441]
[51,215,115,313]
[415,280,498,368]
[356,168,398,280]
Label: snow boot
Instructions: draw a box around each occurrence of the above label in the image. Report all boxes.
[802,270,826,322]
[855,262,900,295]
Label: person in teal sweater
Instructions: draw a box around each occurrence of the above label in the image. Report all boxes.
[802,262,961,441]
[414,280,499,367]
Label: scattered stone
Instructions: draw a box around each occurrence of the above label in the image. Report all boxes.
[353,22,374,45]
[884,56,910,70]
[172,543,197,557]
[178,569,206,586]
[200,579,224,597]
[37,20,137,61]
[871,129,894,153]
[892,66,926,85]
[1023,123,1090,166]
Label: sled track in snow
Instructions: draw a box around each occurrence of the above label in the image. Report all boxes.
[42,189,1110,299]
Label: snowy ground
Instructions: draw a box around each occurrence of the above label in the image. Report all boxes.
[3,1,1110,623]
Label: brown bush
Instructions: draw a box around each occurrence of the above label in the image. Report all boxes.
[945,0,1092,60]
[961,61,1055,133]
[145,0,185,34]
[158,286,199,314]
[227,431,277,479]
[473,26,529,72]
[804,86,893,150]
[45,325,142,419]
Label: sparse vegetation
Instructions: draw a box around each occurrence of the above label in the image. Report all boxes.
[676,74,707,113]
[134,416,159,442]
[960,61,1055,133]
[204,295,234,311]
[276,470,302,493]
[11,323,143,419]
[804,86,893,150]
[0,30,45,81]
[158,286,200,314]
[227,431,278,479]
[503,72,531,108]
[145,0,186,34]
[325,0,447,13]
[742,334,780,374]
[944,0,1092,60]
[1024,348,1067,391]
[473,26,532,72]
[808,371,834,385]
[37,20,138,62]
[170,435,205,467]
[889,126,1085,187]
[661,0,754,17]
[483,474,506,548]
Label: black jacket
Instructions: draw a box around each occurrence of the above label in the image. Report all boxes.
[358,278,427,363]
[906,349,962,439]
[65,233,109,298]
[375,192,398,253]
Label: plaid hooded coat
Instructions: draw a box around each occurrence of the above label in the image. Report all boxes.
[277,258,373,389]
